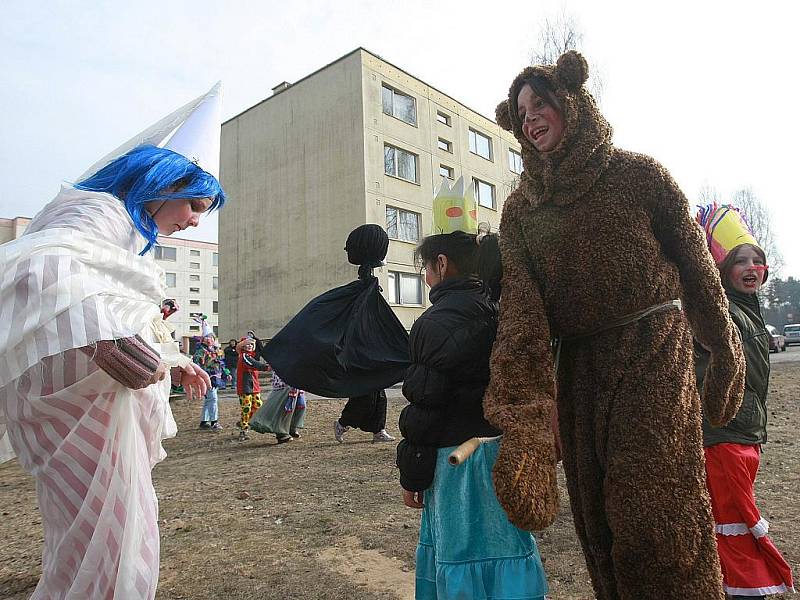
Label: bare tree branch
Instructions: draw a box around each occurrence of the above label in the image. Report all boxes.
[730,187,784,274]
[528,9,604,103]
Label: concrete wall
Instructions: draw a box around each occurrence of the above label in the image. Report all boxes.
[219,51,367,340]
[360,51,520,329]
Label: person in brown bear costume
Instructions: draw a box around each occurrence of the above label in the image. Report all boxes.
[485,50,747,599]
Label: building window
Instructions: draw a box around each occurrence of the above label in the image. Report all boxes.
[468,128,492,160]
[189,262,200,269]
[437,138,452,153]
[189,274,200,282]
[473,178,496,209]
[381,84,417,125]
[189,287,200,293]
[213,325,219,337]
[509,149,523,174]
[189,299,200,306]
[386,206,421,243]
[189,325,200,332]
[387,271,423,305]
[212,252,219,266]
[213,301,219,314]
[190,249,200,257]
[439,164,454,179]
[154,246,176,261]
[384,144,418,183]
[436,111,451,126]
[165,272,177,287]
[189,311,203,319]
[213,276,219,290]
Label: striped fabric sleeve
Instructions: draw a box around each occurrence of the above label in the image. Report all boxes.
[80,335,161,389]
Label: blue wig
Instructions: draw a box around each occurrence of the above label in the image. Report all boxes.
[75,145,226,254]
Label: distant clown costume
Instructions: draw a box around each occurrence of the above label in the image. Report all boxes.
[0,83,225,599]
[696,204,794,598]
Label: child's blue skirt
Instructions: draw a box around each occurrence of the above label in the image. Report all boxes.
[416,438,549,600]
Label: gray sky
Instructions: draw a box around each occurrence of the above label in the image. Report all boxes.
[2,0,798,278]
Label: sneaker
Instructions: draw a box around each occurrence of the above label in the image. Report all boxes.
[199,421,211,430]
[290,430,301,439]
[372,429,396,443]
[277,435,293,444]
[210,422,223,431]
[238,430,249,441]
[334,420,349,443]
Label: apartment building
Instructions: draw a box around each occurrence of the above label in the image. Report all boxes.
[0,216,31,244]
[219,47,522,338]
[154,236,220,343]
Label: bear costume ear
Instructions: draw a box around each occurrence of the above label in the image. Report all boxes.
[496,100,513,131]
[555,50,589,93]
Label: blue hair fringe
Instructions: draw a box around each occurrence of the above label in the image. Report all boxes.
[75,145,226,254]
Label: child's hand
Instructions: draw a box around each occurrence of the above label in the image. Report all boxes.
[402,489,424,509]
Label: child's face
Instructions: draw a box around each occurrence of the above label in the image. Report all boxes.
[728,245,766,294]
[243,342,255,353]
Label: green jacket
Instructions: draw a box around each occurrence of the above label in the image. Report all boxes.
[696,288,770,447]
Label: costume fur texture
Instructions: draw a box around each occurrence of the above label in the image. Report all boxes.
[485,51,746,599]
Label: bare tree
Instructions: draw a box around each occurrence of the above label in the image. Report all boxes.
[697,183,721,206]
[730,187,784,274]
[529,9,604,103]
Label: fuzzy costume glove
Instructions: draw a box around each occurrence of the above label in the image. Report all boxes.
[491,417,559,531]
[484,204,561,531]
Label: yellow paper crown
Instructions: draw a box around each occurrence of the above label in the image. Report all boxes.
[433,176,478,234]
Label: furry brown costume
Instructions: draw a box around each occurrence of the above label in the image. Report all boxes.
[484,51,746,599]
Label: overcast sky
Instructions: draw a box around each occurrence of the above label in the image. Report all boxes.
[2,0,798,278]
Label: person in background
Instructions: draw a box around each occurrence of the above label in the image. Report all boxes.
[236,337,270,441]
[250,369,306,444]
[194,335,229,430]
[224,338,238,389]
[696,204,795,599]
[161,299,179,320]
[334,389,395,443]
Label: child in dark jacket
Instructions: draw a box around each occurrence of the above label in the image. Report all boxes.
[397,231,548,600]
[696,204,794,598]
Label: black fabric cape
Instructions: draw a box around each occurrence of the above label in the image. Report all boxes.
[261,276,410,397]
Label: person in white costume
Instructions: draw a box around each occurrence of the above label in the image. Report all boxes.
[0,82,226,599]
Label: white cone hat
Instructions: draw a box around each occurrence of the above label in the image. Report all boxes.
[78,81,223,181]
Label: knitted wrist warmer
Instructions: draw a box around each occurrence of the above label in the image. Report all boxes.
[82,335,161,389]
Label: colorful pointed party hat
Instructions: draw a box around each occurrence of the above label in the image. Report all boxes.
[696,203,760,265]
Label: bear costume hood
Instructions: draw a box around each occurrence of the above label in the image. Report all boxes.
[496,51,613,207]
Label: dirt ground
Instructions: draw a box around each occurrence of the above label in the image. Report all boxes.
[1,354,798,600]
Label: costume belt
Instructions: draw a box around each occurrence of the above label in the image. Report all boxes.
[552,299,682,372]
